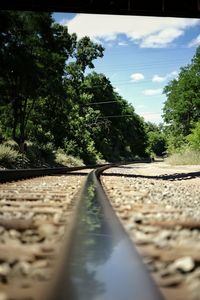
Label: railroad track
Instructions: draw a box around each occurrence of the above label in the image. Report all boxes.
[0,163,164,300]
[0,166,91,300]
[0,164,108,183]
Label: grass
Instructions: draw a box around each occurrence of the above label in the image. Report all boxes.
[0,141,85,169]
[55,149,84,167]
[0,144,22,168]
[166,150,200,165]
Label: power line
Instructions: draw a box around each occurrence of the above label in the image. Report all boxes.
[103,47,191,58]
[85,100,119,105]
[98,114,135,119]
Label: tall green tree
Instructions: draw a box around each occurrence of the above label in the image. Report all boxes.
[0,11,75,151]
[163,46,200,140]
[0,11,148,164]
[82,72,147,160]
[145,122,166,156]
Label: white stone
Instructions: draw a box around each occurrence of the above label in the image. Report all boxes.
[39,224,56,237]
[171,256,195,273]
[0,292,8,300]
[0,263,10,276]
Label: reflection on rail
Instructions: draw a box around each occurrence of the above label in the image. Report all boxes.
[48,165,163,300]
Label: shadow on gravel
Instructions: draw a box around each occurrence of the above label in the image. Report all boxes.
[103,171,200,181]
[115,166,145,169]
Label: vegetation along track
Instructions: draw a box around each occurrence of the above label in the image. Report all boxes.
[0,163,164,300]
[102,162,200,300]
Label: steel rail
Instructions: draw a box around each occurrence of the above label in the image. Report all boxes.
[47,164,164,300]
[0,159,152,183]
[0,164,109,183]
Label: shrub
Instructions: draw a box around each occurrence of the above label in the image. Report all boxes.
[147,131,167,157]
[187,121,200,151]
[3,140,20,151]
[55,148,84,167]
[166,133,187,154]
[0,144,22,168]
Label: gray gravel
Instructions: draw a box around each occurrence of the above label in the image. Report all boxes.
[0,174,85,300]
[102,162,200,300]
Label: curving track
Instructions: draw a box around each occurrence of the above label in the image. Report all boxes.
[0,163,164,300]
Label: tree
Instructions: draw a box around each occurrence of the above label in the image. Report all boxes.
[0,11,75,151]
[145,122,167,156]
[0,11,148,165]
[74,37,104,73]
[163,46,200,143]
[81,72,147,160]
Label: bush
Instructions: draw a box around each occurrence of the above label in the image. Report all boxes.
[147,131,167,157]
[187,121,200,151]
[55,148,84,167]
[0,144,22,168]
[3,140,20,151]
[166,133,187,154]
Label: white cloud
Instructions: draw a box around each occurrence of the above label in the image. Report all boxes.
[114,87,121,93]
[140,28,183,48]
[188,34,200,47]
[152,70,178,82]
[131,73,144,82]
[152,74,166,82]
[143,88,163,96]
[63,14,200,48]
[118,41,128,46]
[140,112,162,123]
[169,71,178,77]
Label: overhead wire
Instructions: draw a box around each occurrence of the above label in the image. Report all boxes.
[84,100,120,105]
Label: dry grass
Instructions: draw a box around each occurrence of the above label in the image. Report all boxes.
[166,150,200,165]
[55,149,84,167]
[0,144,21,168]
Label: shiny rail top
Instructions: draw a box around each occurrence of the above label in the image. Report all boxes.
[52,168,164,300]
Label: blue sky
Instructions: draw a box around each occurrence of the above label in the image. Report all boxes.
[53,13,200,124]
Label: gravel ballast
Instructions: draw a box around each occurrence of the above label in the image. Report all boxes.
[0,174,86,300]
[102,162,200,300]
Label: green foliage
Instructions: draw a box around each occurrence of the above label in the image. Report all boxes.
[81,72,147,161]
[187,121,200,150]
[165,133,187,154]
[3,139,19,151]
[26,141,55,166]
[0,11,75,150]
[55,148,84,166]
[163,46,200,155]
[0,144,22,168]
[0,11,149,167]
[75,37,104,72]
[147,131,166,156]
[145,122,167,156]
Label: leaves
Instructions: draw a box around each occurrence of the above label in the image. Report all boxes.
[163,46,200,138]
[0,11,148,164]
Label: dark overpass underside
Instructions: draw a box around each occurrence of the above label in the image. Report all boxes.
[0,0,200,18]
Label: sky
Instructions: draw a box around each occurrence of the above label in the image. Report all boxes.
[53,13,200,124]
